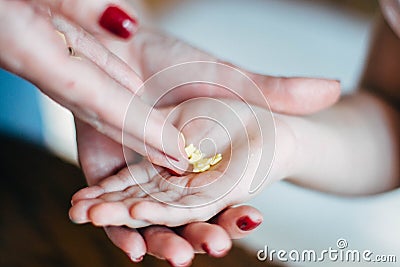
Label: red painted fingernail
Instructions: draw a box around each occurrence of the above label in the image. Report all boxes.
[166,168,180,176]
[99,6,137,39]
[165,152,180,162]
[236,216,262,231]
[202,243,211,254]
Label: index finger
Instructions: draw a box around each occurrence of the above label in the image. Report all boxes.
[0,2,186,167]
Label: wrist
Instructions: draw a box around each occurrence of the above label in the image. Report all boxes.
[270,113,326,185]
[267,113,305,183]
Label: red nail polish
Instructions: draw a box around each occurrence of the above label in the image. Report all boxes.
[99,6,137,39]
[201,243,211,254]
[165,152,180,162]
[166,168,180,176]
[236,216,261,231]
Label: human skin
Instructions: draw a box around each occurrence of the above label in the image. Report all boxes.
[69,5,400,266]
[65,26,341,265]
[72,12,400,231]
[75,118,265,265]
[0,0,191,172]
[70,86,400,229]
[70,18,400,263]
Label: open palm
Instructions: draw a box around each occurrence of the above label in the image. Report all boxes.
[60,25,339,264]
[70,97,291,228]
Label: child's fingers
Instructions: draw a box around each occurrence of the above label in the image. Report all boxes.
[73,199,197,227]
[70,200,149,228]
[71,186,105,204]
[129,200,217,227]
[213,205,263,239]
[177,222,232,257]
[68,198,104,224]
[37,0,138,39]
[104,226,146,263]
[141,226,194,267]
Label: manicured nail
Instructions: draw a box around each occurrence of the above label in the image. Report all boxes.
[201,243,211,254]
[236,216,262,231]
[166,154,180,162]
[99,6,137,39]
[166,168,181,176]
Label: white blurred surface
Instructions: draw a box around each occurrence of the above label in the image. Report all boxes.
[41,0,400,266]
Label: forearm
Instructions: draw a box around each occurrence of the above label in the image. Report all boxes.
[361,17,400,107]
[279,92,400,196]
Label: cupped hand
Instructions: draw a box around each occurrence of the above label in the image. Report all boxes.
[74,119,264,266]
[70,97,294,229]
[67,27,342,264]
[0,1,188,172]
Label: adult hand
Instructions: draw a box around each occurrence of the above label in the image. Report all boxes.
[98,28,341,116]
[0,1,188,172]
[65,27,341,265]
[70,98,294,228]
[74,119,264,266]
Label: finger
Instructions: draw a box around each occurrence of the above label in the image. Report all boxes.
[129,200,218,227]
[213,205,263,239]
[68,198,104,224]
[59,58,185,170]
[178,222,231,257]
[52,16,143,96]
[72,159,160,202]
[71,185,105,204]
[38,0,138,39]
[78,117,187,175]
[0,4,186,168]
[134,29,340,115]
[65,22,191,176]
[247,73,341,115]
[104,226,146,263]
[70,199,149,228]
[141,226,194,267]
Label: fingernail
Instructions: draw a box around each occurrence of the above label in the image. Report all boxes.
[167,259,191,267]
[201,243,211,254]
[99,6,137,39]
[236,216,262,231]
[201,243,228,257]
[166,154,180,162]
[129,254,143,263]
[166,168,181,176]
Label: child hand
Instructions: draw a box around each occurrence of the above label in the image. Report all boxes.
[70,97,295,228]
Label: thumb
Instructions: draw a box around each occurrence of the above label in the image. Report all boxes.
[248,72,341,115]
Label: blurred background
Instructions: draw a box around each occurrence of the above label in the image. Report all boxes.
[1,0,399,266]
